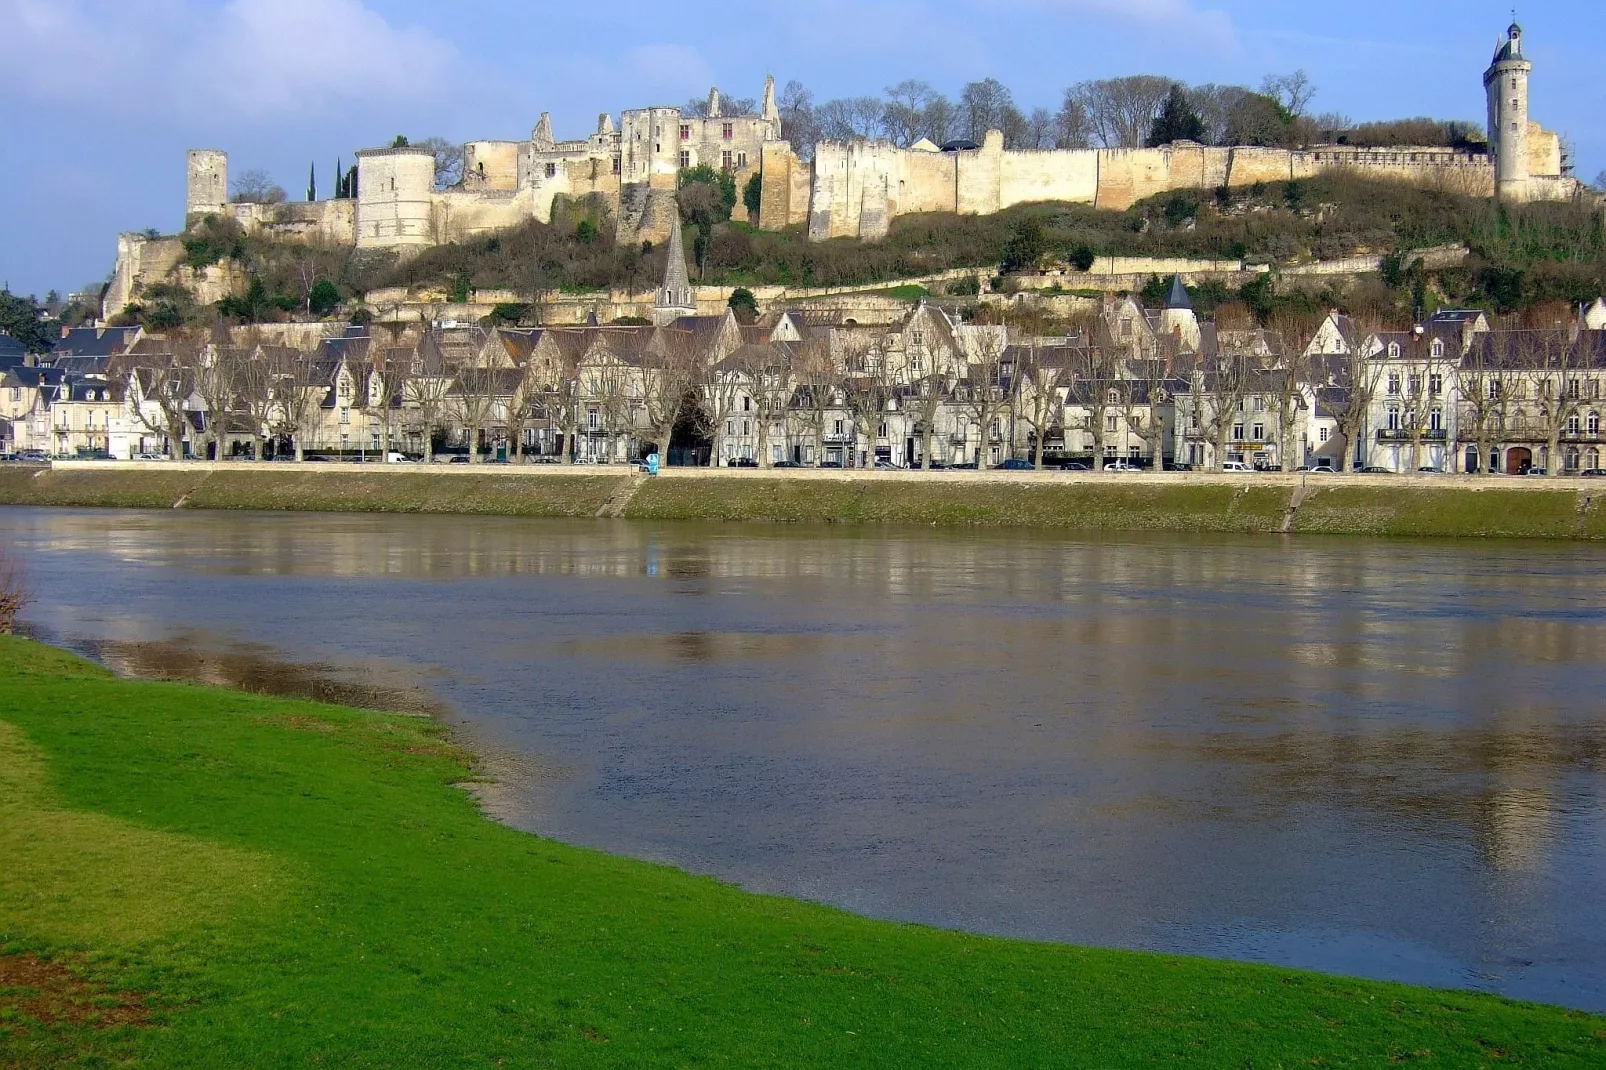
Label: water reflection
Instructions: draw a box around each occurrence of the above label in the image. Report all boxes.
[3,507,1605,1011]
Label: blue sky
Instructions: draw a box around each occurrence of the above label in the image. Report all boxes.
[1,0,1600,298]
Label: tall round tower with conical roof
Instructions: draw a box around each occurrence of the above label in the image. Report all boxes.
[1484,20,1532,201]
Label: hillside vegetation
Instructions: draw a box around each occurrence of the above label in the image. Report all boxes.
[115,174,1605,333]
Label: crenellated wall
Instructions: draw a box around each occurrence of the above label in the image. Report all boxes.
[791,138,1562,241]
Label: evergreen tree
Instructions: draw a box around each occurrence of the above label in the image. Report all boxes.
[1147,85,1205,148]
[307,162,317,202]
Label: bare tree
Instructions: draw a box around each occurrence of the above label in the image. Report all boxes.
[957,78,1019,144]
[1518,330,1588,476]
[404,373,451,463]
[956,328,1011,468]
[416,137,465,191]
[640,333,701,463]
[1055,90,1094,149]
[778,80,821,157]
[274,348,326,461]
[231,169,287,205]
[232,344,278,461]
[1069,76,1173,149]
[192,341,242,460]
[748,343,796,468]
[1331,318,1389,474]
[816,97,886,141]
[113,336,199,459]
[1261,71,1317,118]
[882,80,938,147]
[1265,311,1323,471]
[1457,340,1508,476]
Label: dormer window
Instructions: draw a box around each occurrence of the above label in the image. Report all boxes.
[1430,339,1444,358]
[1387,342,1400,358]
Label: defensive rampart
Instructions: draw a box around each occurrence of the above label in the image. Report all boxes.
[802,135,1509,241]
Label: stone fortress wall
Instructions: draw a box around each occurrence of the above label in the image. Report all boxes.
[798,134,1524,241]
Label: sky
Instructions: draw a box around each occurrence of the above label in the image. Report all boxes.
[1,0,1601,298]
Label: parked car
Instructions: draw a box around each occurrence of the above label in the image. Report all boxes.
[1579,468,1606,477]
[1167,462,1194,472]
[993,459,1035,471]
[771,460,804,469]
[1359,466,1393,474]
[873,460,902,470]
[383,452,412,463]
[1306,464,1337,474]
[1417,466,1444,474]
[1104,461,1140,472]
[1221,461,1252,472]
[1525,467,1548,476]
[1059,461,1090,472]
[726,457,758,468]
[135,452,165,461]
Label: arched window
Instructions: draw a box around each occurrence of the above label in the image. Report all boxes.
[1590,411,1600,435]
[1387,342,1401,358]
[1431,339,1444,358]
[1567,448,1581,472]
[1568,413,1581,434]
[1587,448,1600,470]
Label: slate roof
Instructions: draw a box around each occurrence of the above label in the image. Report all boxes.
[54,326,141,357]
[1165,275,1192,310]
[0,334,27,362]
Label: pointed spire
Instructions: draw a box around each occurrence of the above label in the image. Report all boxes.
[654,215,697,326]
[1165,275,1192,310]
[707,87,722,119]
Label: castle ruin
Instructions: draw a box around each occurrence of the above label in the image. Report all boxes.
[105,22,1583,320]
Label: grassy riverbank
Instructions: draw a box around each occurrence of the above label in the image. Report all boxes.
[2,639,1604,1067]
[2,463,1606,539]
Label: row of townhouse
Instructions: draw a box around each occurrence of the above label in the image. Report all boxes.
[7,282,1605,474]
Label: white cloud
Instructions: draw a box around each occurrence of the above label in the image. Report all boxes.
[0,0,458,121]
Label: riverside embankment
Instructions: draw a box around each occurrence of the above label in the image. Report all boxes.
[3,461,1606,539]
[5,636,1606,1066]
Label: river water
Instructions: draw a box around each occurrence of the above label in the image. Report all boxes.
[4,507,1604,1011]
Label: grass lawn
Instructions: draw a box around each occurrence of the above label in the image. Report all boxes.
[2,637,1603,1067]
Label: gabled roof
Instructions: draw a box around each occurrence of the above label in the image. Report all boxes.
[0,334,26,362]
[54,326,141,357]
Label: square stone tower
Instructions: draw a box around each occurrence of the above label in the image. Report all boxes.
[186,149,229,224]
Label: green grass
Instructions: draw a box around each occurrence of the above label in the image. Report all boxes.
[1291,486,1590,539]
[628,479,1291,533]
[2,638,1603,1067]
[181,471,625,517]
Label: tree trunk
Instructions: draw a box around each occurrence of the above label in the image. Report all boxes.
[921,423,933,470]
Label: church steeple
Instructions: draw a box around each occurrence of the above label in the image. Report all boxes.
[653,215,697,326]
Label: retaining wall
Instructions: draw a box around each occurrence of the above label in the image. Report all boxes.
[2,463,1603,540]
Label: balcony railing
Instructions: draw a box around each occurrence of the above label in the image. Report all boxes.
[1376,429,1448,442]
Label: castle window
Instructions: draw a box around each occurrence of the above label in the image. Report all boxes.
[678,151,690,169]
[722,150,733,171]
[738,152,747,168]
[544,163,556,178]
[723,123,733,140]
[613,158,621,175]
[680,124,690,140]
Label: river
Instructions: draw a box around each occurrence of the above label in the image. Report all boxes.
[4,507,1604,1011]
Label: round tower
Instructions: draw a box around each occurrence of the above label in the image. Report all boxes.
[186,149,229,224]
[1483,21,1532,201]
[354,146,437,250]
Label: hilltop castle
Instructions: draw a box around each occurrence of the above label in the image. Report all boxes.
[105,21,1582,319]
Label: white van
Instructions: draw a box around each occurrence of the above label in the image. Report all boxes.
[383,452,411,463]
[1221,461,1252,472]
